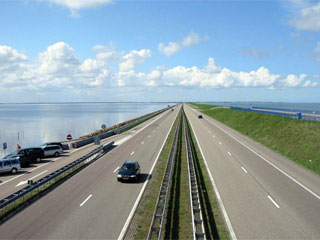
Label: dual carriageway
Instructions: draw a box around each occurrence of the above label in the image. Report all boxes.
[0,104,319,239]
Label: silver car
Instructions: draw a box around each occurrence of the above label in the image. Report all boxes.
[0,158,21,174]
[41,145,63,157]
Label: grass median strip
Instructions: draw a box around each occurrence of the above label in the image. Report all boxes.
[163,116,193,240]
[191,103,320,175]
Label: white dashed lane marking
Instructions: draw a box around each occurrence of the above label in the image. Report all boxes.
[241,167,248,174]
[80,194,93,207]
[268,195,280,209]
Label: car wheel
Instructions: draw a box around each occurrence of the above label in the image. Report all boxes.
[54,152,59,157]
[117,178,121,182]
[11,168,17,174]
[36,157,41,163]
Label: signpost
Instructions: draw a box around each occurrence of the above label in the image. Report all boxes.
[67,134,72,141]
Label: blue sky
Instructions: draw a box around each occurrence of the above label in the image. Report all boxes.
[0,0,319,102]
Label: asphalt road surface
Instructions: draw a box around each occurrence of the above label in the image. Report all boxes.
[0,105,180,239]
[185,104,320,239]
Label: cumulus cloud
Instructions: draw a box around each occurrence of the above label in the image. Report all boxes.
[303,80,318,87]
[0,43,317,95]
[38,42,80,75]
[119,49,151,72]
[290,1,320,31]
[158,32,208,57]
[314,42,320,61]
[43,0,113,16]
[0,46,27,71]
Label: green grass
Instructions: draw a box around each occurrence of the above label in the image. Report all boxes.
[191,103,320,175]
[163,116,193,240]
[127,111,181,240]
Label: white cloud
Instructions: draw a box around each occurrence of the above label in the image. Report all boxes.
[0,43,317,98]
[281,74,307,87]
[44,0,113,16]
[38,42,80,75]
[0,46,27,71]
[119,49,151,72]
[158,32,208,57]
[290,1,320,31]
[303,80,318,87]
[314,42,320,61]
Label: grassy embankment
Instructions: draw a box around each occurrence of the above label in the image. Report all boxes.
[191,103,320,175]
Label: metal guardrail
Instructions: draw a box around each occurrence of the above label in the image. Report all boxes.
[184,113,206,240]
[230,106,320,122]
[147,113,181,240]
[0,141,114,221]
[71,106,174,149]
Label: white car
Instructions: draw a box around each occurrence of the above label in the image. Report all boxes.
[0,158,21,174]
[41,145,63,157]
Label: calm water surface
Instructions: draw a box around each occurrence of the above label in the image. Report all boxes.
[0,103,170,157]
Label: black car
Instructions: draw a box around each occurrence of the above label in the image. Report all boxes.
[41,142,64,150]
[198,115,203,119]
[4,148,45,167]
[117,161,141,182]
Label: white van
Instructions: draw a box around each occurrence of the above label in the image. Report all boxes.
[0,158,21,174]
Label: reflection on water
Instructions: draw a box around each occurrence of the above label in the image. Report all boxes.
[0,103,170,157]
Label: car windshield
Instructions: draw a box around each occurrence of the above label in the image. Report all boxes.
[122,163,135,170]
[5,150,19,158]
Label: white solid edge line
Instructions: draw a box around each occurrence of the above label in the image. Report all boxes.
[241,167,248,174]
[114,167,120,173]
[268,195,280,209]
[117,108,178,240]
[187,108,237,240]
[80,194,92,207]
[204,113,320,201]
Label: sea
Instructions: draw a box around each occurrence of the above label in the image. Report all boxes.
[0,102,172,157]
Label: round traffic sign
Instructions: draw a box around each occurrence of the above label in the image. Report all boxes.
[67,134,72,141]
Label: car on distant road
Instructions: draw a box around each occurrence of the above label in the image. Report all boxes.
[117,161,141,182]
[4,147,45,167]
[41,142,64,150]
[198,115,203,119]
[41,145,63,157]
[0,158,21,174]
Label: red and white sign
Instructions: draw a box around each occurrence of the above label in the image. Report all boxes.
[67,134,72,141]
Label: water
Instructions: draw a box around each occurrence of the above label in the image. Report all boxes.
[0,102,171,157]
[203,102,320,114]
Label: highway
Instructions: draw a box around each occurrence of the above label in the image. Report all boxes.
[0,105,180,239]
[0,134,124,199]
[184,104,320,239]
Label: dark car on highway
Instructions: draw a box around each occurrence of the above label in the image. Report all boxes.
[198,115,203,119]
[117,161,141,182]
[4,147,45,167]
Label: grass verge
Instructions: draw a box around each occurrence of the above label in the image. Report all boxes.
[191,103,320,175]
